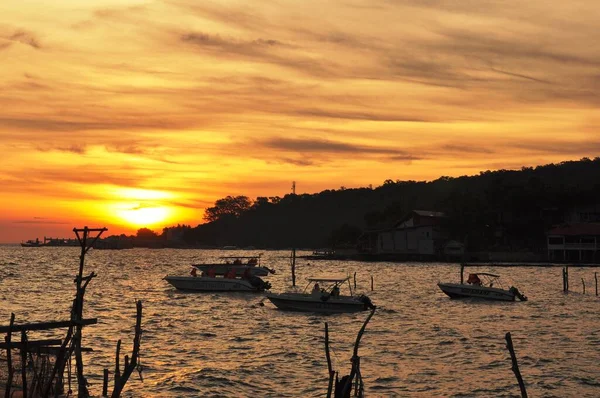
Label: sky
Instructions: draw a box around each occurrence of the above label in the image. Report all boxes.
[1,0,599,242]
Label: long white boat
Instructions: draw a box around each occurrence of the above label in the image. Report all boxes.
[438,272,527,302]
[266,276,375,314]
[164,274,271,292]
[192,255,275,277]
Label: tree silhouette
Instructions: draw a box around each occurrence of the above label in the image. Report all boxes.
[203,195,252,222]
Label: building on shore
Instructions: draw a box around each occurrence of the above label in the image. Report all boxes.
[546,223,600,263]
[357,210,453,261]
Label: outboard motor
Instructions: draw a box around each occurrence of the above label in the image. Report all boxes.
[249,276,271,291]
[509,286,528,302]
[358,294,376,309]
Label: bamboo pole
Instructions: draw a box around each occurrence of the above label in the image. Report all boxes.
[353,272,357,290]
[505,332,528,398]
[4,313,15,398]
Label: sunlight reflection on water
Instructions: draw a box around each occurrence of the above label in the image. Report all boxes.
[1,247,599,397]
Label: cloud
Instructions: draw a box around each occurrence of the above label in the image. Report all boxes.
[511,140,600,155]
[292,108,433,122]
[440,144,495,154]
[6,30,41,49]
[260,137,416,157]
[13,219,69,225]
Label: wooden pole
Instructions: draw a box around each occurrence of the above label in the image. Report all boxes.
[566,266,569,292]
[324,323,335,398]
[505,332,528,398]
[103,368,109,397]
[74,227,89,397]
[370,276,374,291]
[460,263,464,284]
[595,272,598,296]
[353,272,357,290]
[582,278,585,294]
[341,308,376,397]
[20,330,27,398]
[562,268,566,292]
[291,248,296,287]
[4,313,15,398]
[110,300,143,398]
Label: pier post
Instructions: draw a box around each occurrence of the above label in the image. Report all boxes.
[103,368,109,396]
[20,330,27,398]
[291,248,296,287]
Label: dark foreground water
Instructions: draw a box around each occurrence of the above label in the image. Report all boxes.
[1,246,599,397]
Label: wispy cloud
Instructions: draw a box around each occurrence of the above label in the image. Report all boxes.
[5,30,41,49]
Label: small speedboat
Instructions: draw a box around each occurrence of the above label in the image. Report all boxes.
[165,267,271,292]
[438,272,527,302]
[266,276,375,314]
[192,254,275,277]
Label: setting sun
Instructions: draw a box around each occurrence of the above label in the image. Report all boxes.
[116,205,171,227]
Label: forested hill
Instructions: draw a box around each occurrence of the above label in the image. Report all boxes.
[167,158,600,250]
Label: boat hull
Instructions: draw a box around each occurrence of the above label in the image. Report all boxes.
[192,264,271,277]
[266,293,368,313]
[438,283,516,301]
[164,276,265,292]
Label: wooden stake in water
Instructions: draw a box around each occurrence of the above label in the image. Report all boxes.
[353,272,357,289]
[371,276,374,291]
[505,332,528,398]
[290,248,296,287]
[582,278,586,294]
[460,263,465,284]
[103,368,109,397]
[595,272,598,296]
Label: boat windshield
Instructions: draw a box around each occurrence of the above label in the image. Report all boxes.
[303,276,351,295]
[467,273,502,288]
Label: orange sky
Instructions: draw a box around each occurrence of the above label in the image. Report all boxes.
[1,0,599,242]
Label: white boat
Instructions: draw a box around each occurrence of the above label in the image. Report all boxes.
[164,274,271,292]
[192,255,275,277]
[266,276,376,314]
[438,272,527,302]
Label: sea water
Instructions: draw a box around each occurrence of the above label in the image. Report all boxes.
[1,247,599,397]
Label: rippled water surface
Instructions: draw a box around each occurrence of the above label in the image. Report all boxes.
[1,246,599,397]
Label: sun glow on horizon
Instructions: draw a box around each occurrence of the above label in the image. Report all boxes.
[115,204,172,227]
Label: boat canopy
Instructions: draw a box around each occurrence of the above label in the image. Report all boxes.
[307,276,349,283]
[470,272,500,278]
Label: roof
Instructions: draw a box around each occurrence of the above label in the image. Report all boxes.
[412,210,446,218]
[547,223,600,236]
[307,276,350,283]
[470,272,500,278]
[219,255,262,258]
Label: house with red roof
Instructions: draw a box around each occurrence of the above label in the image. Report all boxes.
[546,223,600,262]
